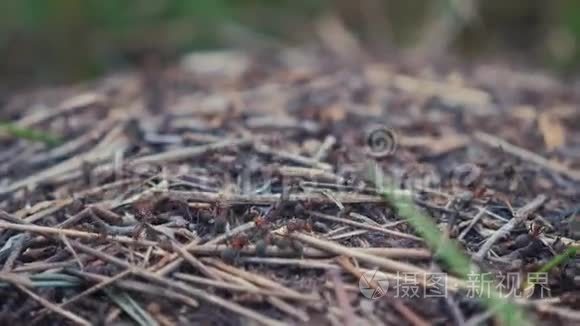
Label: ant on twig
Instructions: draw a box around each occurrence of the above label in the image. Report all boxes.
[221,232,250,264]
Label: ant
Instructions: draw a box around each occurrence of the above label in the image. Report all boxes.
[272,218,311,257]
[286,218,312,233]
[221,233,249,264]
[528,220,546,239]
[254,215,271,231]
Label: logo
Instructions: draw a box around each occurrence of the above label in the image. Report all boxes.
[365,126,397,158]
[359,269,389,299]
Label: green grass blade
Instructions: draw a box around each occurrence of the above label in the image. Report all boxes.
[0,121,61,146]
[537,246,577,274]
[105,289,158,326]
[368,163,529,326]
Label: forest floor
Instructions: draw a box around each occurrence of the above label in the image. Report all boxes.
[0,48,579,325]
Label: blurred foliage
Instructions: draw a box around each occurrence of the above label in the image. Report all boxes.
[1,0,580,89]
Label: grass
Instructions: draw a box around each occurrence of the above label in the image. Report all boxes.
[368,163,529,326]
[105,289,158,326]
[537,246,578,274]
[0,121,61,146]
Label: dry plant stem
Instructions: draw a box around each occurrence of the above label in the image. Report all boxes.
[474,131,580,181]
[329,229,372,240]
[391,301,431,326]
[2,235,26,271]
[187,244,431,259]
[16,93,105,127]
[174,273,319,301]
[132,138,251,165]
[59,234,84,269]
[15,284,91,326]
[1,122,128,195]
[458,208,486,241]
[24,199,72,223]
[291,233,465,289]
[308,211,422,241]
[168,190,389,205]
[29,119,115,165]
[70,241,285,326]
[336,257,429,326]
[337,258,444,294]
[254,143,333,170]
[0,209,25,224]
[0,272,34,287]
[57,269,132,309]
[328,269,356,325]
[239,257,338,269]
[172,241,220,280]
[204,258,318,301]
[475,194,547,260]
[274,166,343,183]
[204,221,255,245]
[151,238,201,276]
[200,266,311,322]
[312,135,336,161]
[0,221,160,247]
[13,261,76,273]
[72,270,199,308]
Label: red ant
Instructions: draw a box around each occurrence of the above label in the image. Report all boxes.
[528,221,546,239]
[286,218,312,233]
[221,233,249,264]
[254,215,271,231]
[230,233,250,250]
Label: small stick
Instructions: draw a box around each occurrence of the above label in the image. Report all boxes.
[328,269,356,325]
[2,234,27,271]
[272,166,343,183]
[15,284,91,326]
[254,143,333,171]
[204,221,255,245]
[71,242,284,326]
[475,132,580,181]
[132,138,251,165]
[458,208,486,241]
[24,199,72,223]
[172,241,221,281]
[312,135,336,161]
[71,270,199,308]
[52,269,132,310]
[239,257,338,269]
[291,232,464,289]
[392,301,430,326]
[308,211,422,241]
[204,258,318,301]
[1,123,128,195]
[474,194,547,261]
[13,261,76,273]
[168,190,391,205]
[17,93,104,127]
[174,273,319,301]
[0,272,34,287]
[205,266,312,322]
[187,244,431,259]
[336,257,429,326]
[59,234,84,270]
[0,221,160,247]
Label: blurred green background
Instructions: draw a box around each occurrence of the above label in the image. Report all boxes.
[1,0,580,89]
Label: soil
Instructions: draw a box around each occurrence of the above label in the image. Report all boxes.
[0,48,579,325]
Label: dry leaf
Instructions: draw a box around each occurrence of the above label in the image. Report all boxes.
[538,112,565,150]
